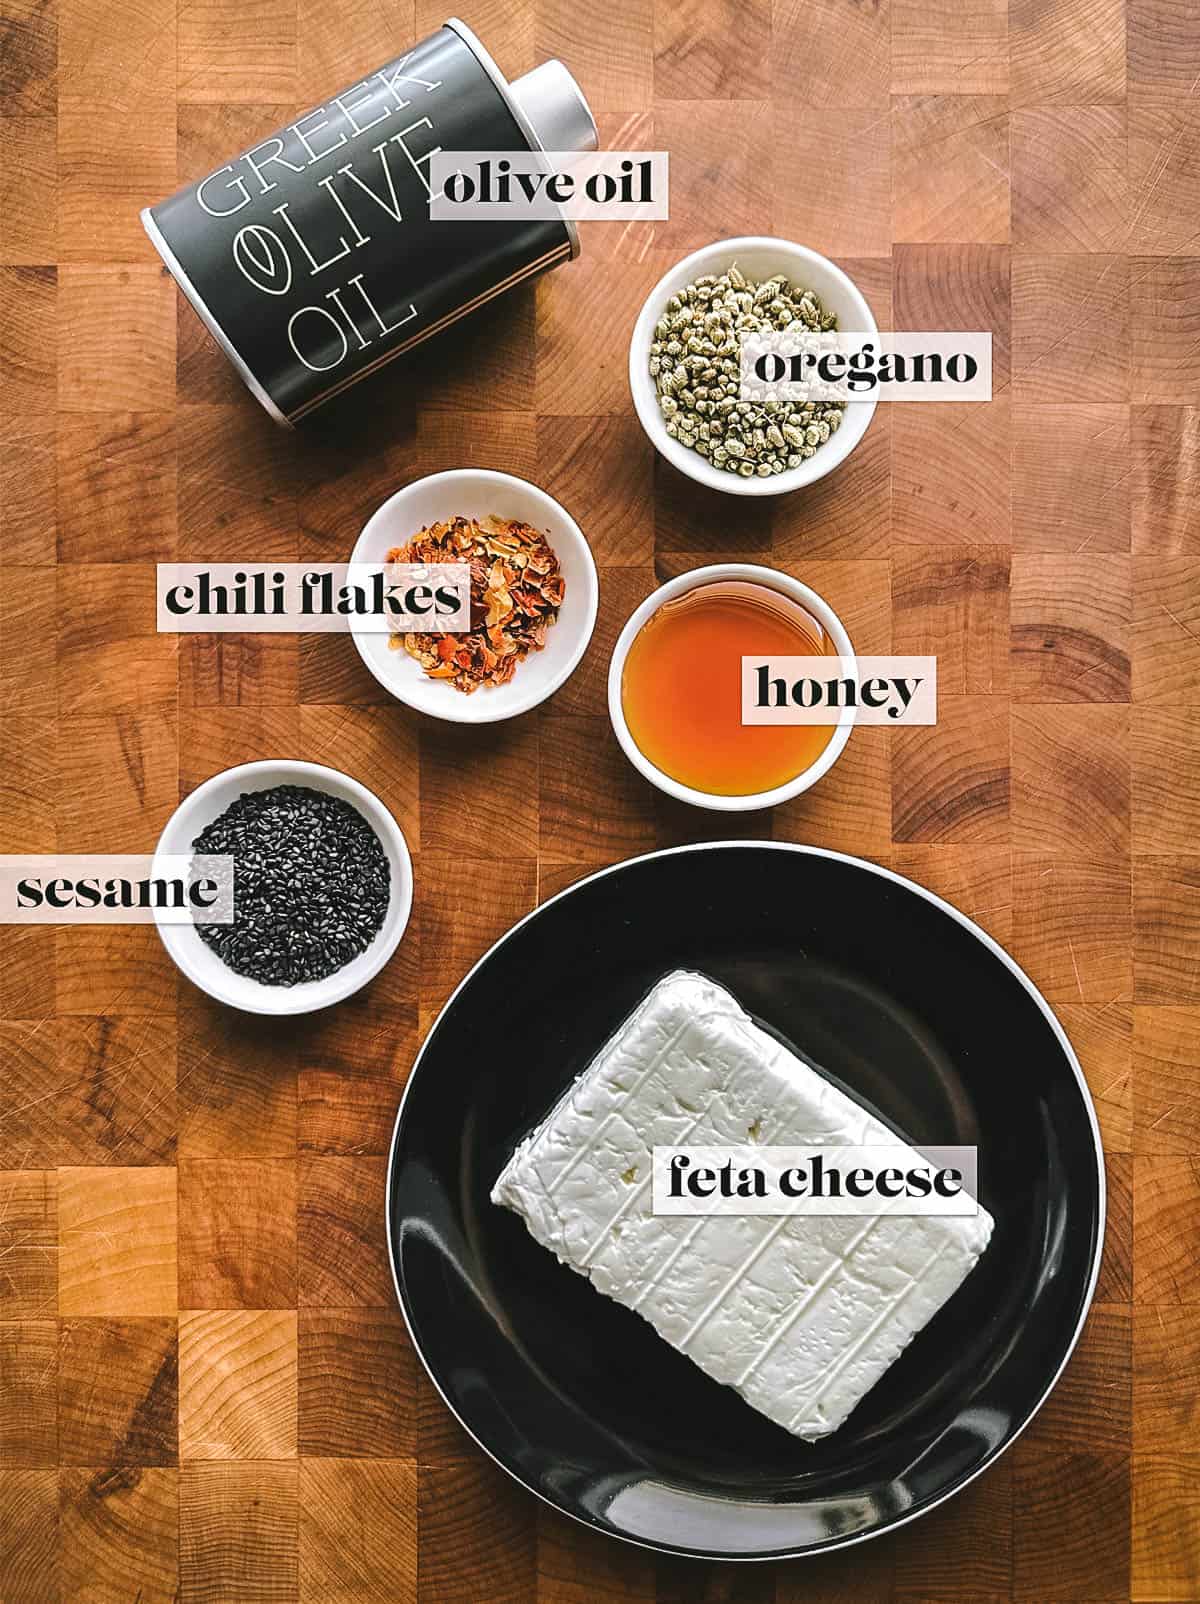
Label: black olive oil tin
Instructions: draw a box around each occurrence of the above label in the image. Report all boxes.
[142,19,595,424]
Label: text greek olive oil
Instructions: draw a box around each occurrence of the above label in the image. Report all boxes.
[621,581,838,797]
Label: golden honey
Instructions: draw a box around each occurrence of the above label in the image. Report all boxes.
[621,581,838,797]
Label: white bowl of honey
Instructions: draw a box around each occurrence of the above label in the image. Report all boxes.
[608,564,855,811]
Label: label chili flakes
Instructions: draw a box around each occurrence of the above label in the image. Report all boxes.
[387,515,566,693]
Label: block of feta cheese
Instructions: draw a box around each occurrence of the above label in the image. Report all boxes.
[491,970,993,1441]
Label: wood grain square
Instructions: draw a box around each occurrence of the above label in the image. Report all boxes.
[1132,407,1200,554]
[417,1457,536,1604]
[1010,0,1126,104]
[179,1309,296,1460]
[1134,854,1200,1006]
[892,549,1010,695]
[1134,1304,1200,1454]
[298,0,424,103]
[892,694,1010,844]
[414,407,537,481]
[298,1308,416,1458]
[416,850,536,1009]
[781,555,893,654]
[1056,1001,1133,1152]
[891,0,1008,94]
[1133,556,1200,704]
[892,400,1012,547]
[0,428,56,563]
[300,1459,417,1602]
[539,715,658,861]
[772,409,893,559]
[1024,1303,1132,1454]
[1133,708,1200,851]
[1012,704,1130,853]
[0,564,55,717]
[535,259,656,420]
[180,634,300,711]
[1128,0,1200,96]
[894,243,1011,387]
[1012,1447,1130,1601]
[1127,103,1200,257]
[890,843,1013,948]
[653,0,768,100]
[0,926,55,1021]
[298,703,419,847]
[536,415,653,566]
[178,1159,296,1309]
[55,714,179,848]
[1131,257,1200,405]
[1012,259,1129,405]
[536,1510,656,1603]
[890,1457,1012,1600]
[1011,553,1131,702]
[774,106,891,258]
[775,1544,896,1604]
[537,0,651,110]
[59,1464,178,1604]
[652,454,773,554]
[1108,1155,1142,1294]
[0,1467,57,1602]
[0,1321,56,1465]
[0,266,55,419]
[419,717,536,858]
[56,266,175,414]
[0,717,56,854]
[0,0,56,115]
[298,987,414,1155]
[1100,1149,1133,1302]
[58,564,178,715]
[1020,401,1129,551]
[56,414,176,563]
[58,1316,177,1465]
[1012,853,1132,1003]
[57,1015,177,1167]
[1134,1154,1200,1302]
[770,0,890,107]
[1131,1452,1200,1603]
[773,726,892,860]
[177,0,297,102]
[1011,106,1127,253]
[892,96,1010,245]
[54,925,178,1017]
[176,401,302,562]
[298,1155,391,1307]
[180,1460,298,1603]
[179,707,302,795]
[1133,1006,1200,1155]
[298,633,390,708]
[56,98,176,262]
[0,116,57,265]
[58,1167,177,1317]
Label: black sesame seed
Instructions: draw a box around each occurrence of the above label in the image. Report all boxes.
[191,784,391,987]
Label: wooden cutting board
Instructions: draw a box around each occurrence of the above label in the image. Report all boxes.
[1,0,1197,1596]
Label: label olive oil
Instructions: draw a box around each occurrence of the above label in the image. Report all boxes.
[621,581,838,797]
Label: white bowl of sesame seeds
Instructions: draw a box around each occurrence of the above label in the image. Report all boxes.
[629,236,879,497]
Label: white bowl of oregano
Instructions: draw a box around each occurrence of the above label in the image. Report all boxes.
[629,237,879,496]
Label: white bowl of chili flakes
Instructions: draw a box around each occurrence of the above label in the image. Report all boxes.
[348,470,598,724]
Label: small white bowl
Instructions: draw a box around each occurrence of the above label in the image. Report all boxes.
[348,469,598,723]
[607,563,855,812]
[629,236,879,497]
[152,760,413,1015]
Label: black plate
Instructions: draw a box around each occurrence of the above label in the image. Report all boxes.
[387,844,1104,1560]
